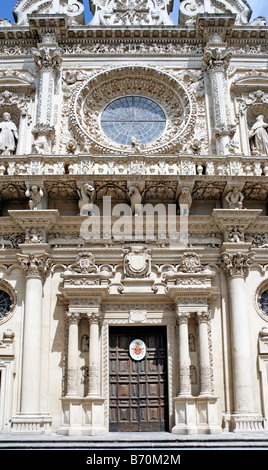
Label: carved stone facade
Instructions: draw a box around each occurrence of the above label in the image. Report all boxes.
[0,0,267,436]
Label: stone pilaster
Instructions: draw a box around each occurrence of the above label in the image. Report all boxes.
[87,312,101,397]
[203,40,234,155]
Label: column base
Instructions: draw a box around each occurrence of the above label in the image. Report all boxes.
[57,396,107,436]
[230,413,264,433]
[172,395,222,435]
[10,412,52,434]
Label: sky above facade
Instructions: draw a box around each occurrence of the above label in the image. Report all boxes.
[0,0,267,24]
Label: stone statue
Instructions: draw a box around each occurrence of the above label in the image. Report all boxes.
[77,183,96,216]
[249,115,268,155]
[225,187,244,209]
[25,185,43,210]
[0,112,18,155]
[128,184,143,216]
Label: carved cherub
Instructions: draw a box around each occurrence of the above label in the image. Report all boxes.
[127,184,143,216]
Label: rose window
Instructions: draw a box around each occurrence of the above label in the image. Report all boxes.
[0,290,12,319]
[101,96,166,145]
[260,290,268,317]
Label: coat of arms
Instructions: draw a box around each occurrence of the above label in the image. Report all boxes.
[123,245,151,278]
[129,339,146,361]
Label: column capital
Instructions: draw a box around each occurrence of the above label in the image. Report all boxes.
[66,311,81,324]
[17,252,51,280]
[196,310,211,324]
[86,311,101,324]
[176,310,191,324]
[203,45,232,74]
[221,251,254,278]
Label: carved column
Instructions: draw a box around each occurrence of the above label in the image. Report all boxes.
[11,251,52,433]
[196,311,212,395]
[221,251,263,431]
[203,42,234,155]
[87,313,100,397]
[32,33,62,153]
[177,311,191,395]
[66,312,80,397]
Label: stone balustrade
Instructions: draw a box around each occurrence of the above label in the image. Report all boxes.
[0,154,267,177]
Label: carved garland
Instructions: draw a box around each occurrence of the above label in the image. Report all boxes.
[69,65,197,155]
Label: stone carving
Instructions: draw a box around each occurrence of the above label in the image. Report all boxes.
[123,245,151,278]
[178,187,193,215]
[25,228,45,244]
[190,365,197,384]
[13,0,85,25]
[32,41,62,72]
[69,252,97,274]
[25,185,44,210]
[221,251,254,278]
[81,334,89,352]
[189,334,196,352]
[18,253,51,279]
[203,46,232,74]
[179,0,251,26]
[227,227,244,243]
[77,183,96,216]
[0,113,18,155]
[90,0,174,26]
[225,187,244,209]
[249,115,268,156]
[178,252,202,273]
[127,184,143,216]
[69,65,196,155]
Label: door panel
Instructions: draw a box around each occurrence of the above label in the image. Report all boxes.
[109,326,168,432]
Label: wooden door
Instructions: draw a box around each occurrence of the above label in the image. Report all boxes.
[109,326,168,432]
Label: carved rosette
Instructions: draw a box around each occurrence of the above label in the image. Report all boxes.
[17,253,51,280]
[221,251,254,278]
[69,65,197,155]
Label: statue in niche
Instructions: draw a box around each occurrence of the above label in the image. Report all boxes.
[249,115,268,155]
[0,112,18,155]
[225,187,244,209]
[25,185,43,210]
[77,183,96,216]
[190,365,197,385]
[81,334,89,352]
[189,334,196,352]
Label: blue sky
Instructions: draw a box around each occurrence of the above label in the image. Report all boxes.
[0,0,267,24]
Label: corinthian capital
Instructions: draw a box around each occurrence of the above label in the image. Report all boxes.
[203,45,232,73]
[32,42,62,71]
[221,251,254,278]
[17,253,51,279]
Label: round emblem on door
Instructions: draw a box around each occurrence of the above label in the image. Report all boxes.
[129,339,146,361]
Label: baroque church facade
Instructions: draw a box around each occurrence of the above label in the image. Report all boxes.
[0,0,268,436]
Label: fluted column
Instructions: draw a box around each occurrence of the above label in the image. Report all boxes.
[87,312,100,397]
[66,312,80,397]
[196,311,212,395]
[177,311,191,395]
[18,253,50,414]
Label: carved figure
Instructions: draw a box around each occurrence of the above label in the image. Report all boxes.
[77,183,96,216]
[249,115,268,155]
[25,185,43,210]
[225,187,244,209]
[178,187,192,215]
[128,185,143,216]
[0,112,18,155]
[81,334,89,352]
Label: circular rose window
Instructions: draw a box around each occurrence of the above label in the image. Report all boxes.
[0,289,13,319]
[101,96,166,146]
